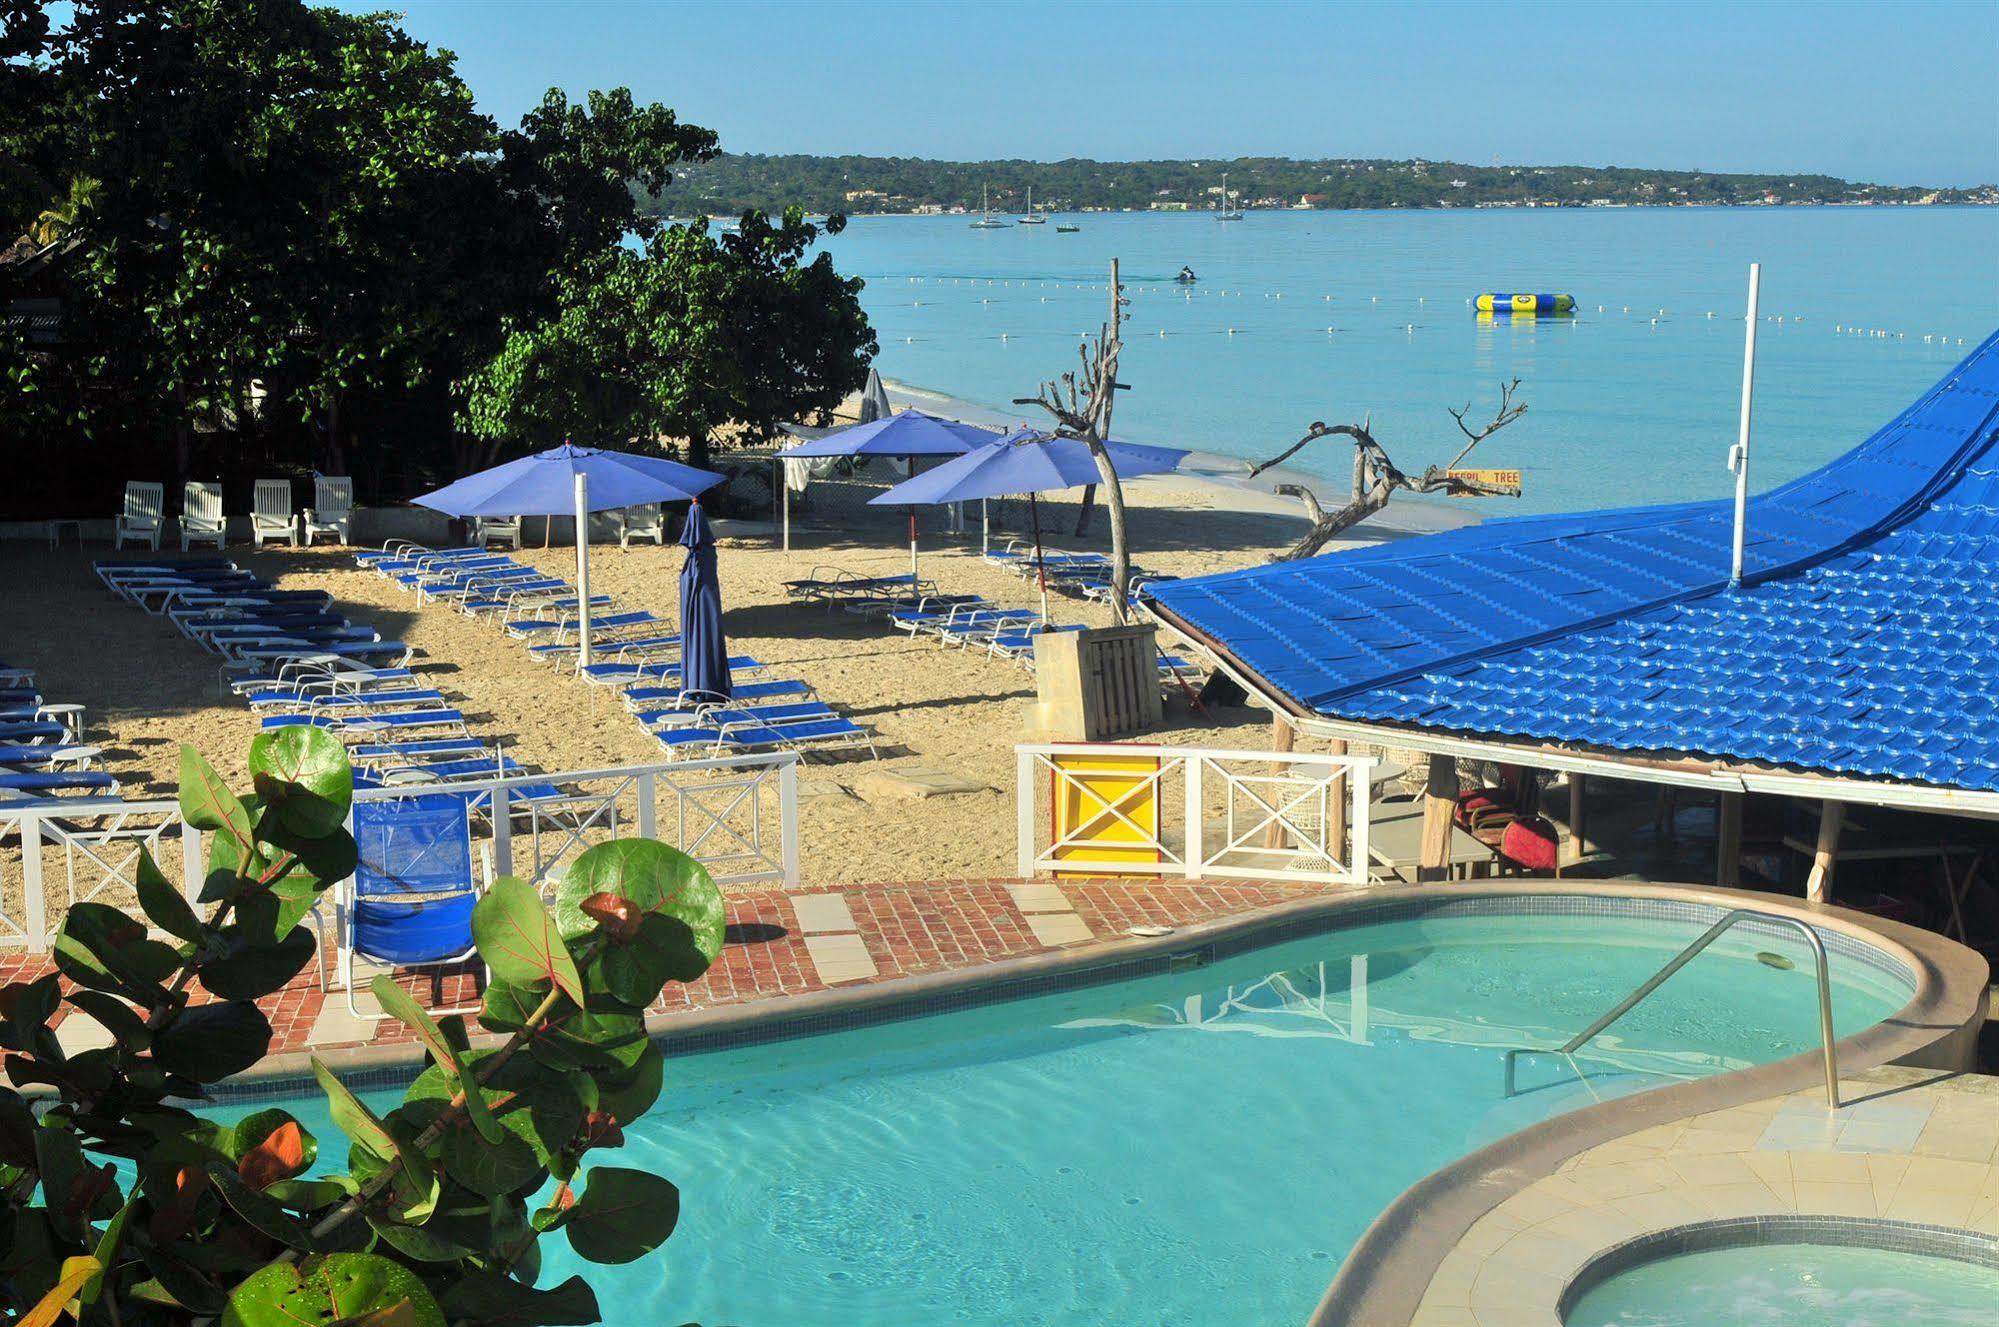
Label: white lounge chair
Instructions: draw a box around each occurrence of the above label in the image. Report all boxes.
[113,481,165,550]
[178,481,226,551]
[471,516,521,549]
[618,504,666,548]
[251,479,296,546]
[302,475,354,545]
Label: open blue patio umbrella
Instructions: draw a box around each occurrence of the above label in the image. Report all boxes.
[677,502,730,701]
[776,408,1002,579]
[869,430,1187,619]
[414,442,724,667]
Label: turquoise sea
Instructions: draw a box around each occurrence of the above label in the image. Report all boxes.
[812,207,1999,513]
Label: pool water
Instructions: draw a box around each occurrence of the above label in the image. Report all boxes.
[215,910,1911,1326]
[1564,1243,1999,1326]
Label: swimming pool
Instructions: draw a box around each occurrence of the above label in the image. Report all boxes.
[1564,1240,1999,1326]
[217,901,1915,1326]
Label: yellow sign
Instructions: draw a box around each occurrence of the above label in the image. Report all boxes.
[1446,468,1522,495]
[1051,752,1162,878]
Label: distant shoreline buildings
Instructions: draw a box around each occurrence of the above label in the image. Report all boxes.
[649,154,1997,219]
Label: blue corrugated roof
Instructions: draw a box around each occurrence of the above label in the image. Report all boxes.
[1149,329,1999,791]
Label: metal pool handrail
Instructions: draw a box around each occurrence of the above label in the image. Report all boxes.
[1504,908,1840,1109]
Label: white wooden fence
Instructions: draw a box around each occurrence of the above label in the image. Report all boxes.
[0,753,799,952]
[1015,742,1374,884]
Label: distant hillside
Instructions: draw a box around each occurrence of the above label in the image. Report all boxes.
[644,154,1995,217]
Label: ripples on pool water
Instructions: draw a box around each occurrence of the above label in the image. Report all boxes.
[1564,1243,1999,1326]
[809,207,1998,513]
[211,911,1913,1326]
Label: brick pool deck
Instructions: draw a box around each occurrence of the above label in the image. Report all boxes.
[12,877,1337,1059]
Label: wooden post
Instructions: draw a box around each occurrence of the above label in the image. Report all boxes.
[1326,737,1349,865]
[1562,774,1590,868]
[1805,800,1844,903]
[1419,754,1458,882]
[1716,792,1744,887]
[1263,715,1295,850]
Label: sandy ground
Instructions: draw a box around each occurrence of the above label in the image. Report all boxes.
[0,474,1463,886]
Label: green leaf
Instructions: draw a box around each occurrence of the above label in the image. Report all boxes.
[200,925,316,1001]
[153,1002,271,1082]
[34,1125,120,1243]
[364,1210,470,1263]
[62,991,149,1051]
[555,838,724,972]
[205,1164,319,1251]
[439,1271,600,1326]
[229,1110,318,1183]
[370,975,502,1146]
[247,725,353,837]
[221,1253,446,1327]
[54,902,180,996]
[136,847,203,942]
[563,1166,681,1264]
[472,876,583,1005]
[597,1044,664,1125]
[404,1050,582,1200]
[179,744,255,852]
[80,1197,133,1306]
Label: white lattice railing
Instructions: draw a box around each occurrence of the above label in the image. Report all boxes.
[1015,743,1374,885]
[0,753,799,952]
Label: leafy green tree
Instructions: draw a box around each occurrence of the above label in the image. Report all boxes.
[1,0,755,495]
[0,727,724,1325]
[461,208,876,468]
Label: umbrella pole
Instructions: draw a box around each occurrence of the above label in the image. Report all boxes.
[1030,492,1051,625]
[574,473,592,670]
[909,510,920,592]
[781,462,791,553]
[982,498,989,554]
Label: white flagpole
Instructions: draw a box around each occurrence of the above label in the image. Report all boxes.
[1727,262,1761,587]
[574,472,592,669]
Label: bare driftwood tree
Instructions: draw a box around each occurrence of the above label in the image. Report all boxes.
[1254,379,1528,560]
[1013,258,1135,621]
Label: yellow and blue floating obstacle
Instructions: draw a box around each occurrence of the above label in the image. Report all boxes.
[1475,292,1576,315]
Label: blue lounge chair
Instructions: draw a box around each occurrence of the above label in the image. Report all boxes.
[0,770,119,800]
[351,738,494,764]
[624,678,814,715]
[334,793,488,1016]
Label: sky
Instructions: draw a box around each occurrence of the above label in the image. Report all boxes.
[348,0,1999,186]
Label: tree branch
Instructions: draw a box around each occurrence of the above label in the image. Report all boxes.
[1250,382,1528,561]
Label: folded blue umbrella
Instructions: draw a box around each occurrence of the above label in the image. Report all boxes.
[413,442,723,517]
[677,503,731,702]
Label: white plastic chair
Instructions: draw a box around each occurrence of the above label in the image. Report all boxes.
[113,482,164,550]
[177,482,226,550]
[251,479,296,546]
[302,476,353,546]
[618,504,666,548]
[471,516,521,549]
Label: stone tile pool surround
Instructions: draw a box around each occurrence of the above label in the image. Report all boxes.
[143,880,1984,1327]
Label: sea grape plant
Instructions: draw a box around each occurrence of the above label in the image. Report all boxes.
[0,728,725,1326]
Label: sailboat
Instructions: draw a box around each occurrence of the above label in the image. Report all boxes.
[1018,185,1046,224]
[969,184,1011,229]
[1217,171,1245,222]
